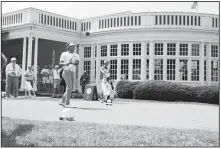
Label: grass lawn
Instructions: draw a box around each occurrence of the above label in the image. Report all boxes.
[1,117,219,147]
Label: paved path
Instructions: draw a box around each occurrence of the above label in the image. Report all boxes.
[2,98,219,131]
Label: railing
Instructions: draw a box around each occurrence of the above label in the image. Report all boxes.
[2,9,25,28]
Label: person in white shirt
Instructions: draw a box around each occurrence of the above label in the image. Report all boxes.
[41,65,49,92]
[5,57,22,98]
[59,42,80,107]
[52,65,61,97]
[48,65,54,93]
[24,66,35,96]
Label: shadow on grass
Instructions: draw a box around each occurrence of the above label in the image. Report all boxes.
[1,124,35,147]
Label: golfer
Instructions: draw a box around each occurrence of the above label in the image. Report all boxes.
[100,60,111,103]
[59,42,80,107]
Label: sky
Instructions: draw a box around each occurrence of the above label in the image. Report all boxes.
[2,1,219,19]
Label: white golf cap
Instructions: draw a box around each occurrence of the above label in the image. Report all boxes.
[66,42,76,48]
[11,57,16,61]
[104,60,109,64]
[55,65,59,68]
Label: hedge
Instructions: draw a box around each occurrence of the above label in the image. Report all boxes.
[116,81,141,99]
[115,80,219,105]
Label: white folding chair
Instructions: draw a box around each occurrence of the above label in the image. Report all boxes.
[25,81,36,97]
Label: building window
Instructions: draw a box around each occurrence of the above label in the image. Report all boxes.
[179,44,188,56]
[179,15,182,25]
[101,45,107,57]
[47,16,49,25]
[191,60,199,81]
[84,22,86,30]
[198,16,201,26]
[133,43,141,55]
[211,45,218,57]
[105,19,107,28]
[121,44,129,56]
[155,15,158,25]
[121,59,129,80]
[124,17,126,26]
[191,44,200,56]
[95,46,97,57]
[191,16,193,25]
[108,19,109,28]
[171,15,174,25]
[75,22,77,30]
[159,15,162,25]
[204,44,207,57]
[41,14,43,23]
[120,17,122,26]
[204,61,206,81]
[81,23,83,31]
[127,16,130,26]
[138,16,141,25]
[99,20,101,29]
[195,16,197,26]
[183,16,185,25]
[133,59,141,80]
[67,20,69,29]
[146,59,149,80]
[163,15,166,25]
[94,60,96,79]
[111,18,113,27]
[154,43,163,55]
[215,18,218,28]
[167,43,176,55]
[102,20,104,28]
[110,44,117,56]
[211,60,219,82]
[146,43,149,55]
[84,47,91,58]
[179,59,188,81]
[44,15,46,24]
[167,59,176,80]
[212,18,214,27]
[110,60,117,80]
[175,15,178,25]
[154,59,163,80]
[167,15,170,25]
[114,18,116,27]
[135,16,137,25]
[187,16,189,25]
[131,16,133,26]
[117,18,119,27]
[84,61,91,76]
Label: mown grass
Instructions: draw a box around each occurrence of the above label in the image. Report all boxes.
[1,117,219,147]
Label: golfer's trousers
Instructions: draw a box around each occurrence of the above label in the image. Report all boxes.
[62,70,75,105]
[6,76,18,98]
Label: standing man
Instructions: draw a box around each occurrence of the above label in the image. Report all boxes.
[52,65,61,97]
[80,71,90,94]
[59,42,80,107]
[5,57,22,98]
[41,65,49,92]
[48,65,54,93]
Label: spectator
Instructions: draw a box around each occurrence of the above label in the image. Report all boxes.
[40,65,49,92]
[52,65,61,97]
[5,57,22,98]
[80,71,90,94]
[24,66,35,96]
[48,65,54,93]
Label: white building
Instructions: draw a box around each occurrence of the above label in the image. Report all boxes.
[2,8,219,91]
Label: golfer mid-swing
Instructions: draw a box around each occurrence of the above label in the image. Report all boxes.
[59,42,80,107]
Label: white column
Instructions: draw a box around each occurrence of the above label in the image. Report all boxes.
[175,42,180,81]
[141,42,146,81]
[33,37,38,91]
[19,37,27,91]
[128,42,133,81]
[96,44,101,90]
[117,43,121,81]
[27,34,33,68]
[163,42,167,80]
[199,42,204,85]
[207,43,211,85]
[149,41,154,80]
[90,45,95,84]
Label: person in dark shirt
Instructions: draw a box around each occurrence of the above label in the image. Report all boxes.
[80,71,90,94]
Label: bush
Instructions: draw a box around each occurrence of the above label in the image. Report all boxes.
[133,81,194,102]
[116,81,141,99]
[116,80,220,105]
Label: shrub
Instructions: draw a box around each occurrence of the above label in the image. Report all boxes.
[133,80,193,102]
[116,81,141,99]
